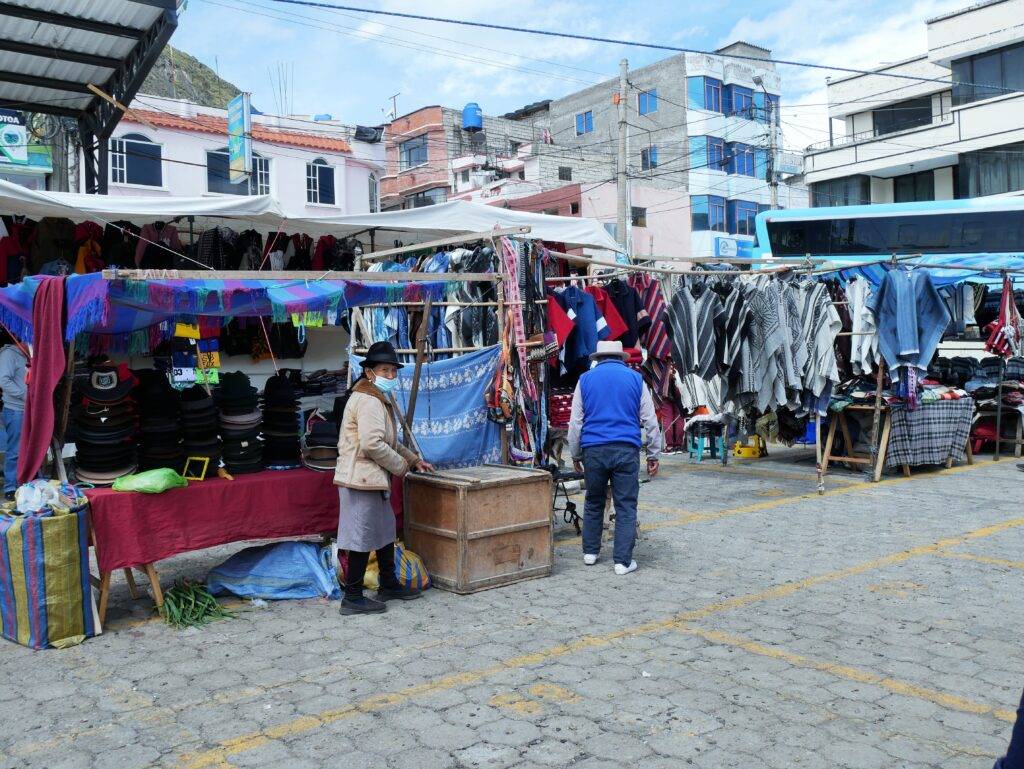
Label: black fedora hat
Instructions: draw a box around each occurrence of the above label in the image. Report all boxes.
[360,341,404,369]
[81,365,136,403]
[216,372,258,399]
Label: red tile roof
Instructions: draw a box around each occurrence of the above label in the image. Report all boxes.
[124,109,352,154]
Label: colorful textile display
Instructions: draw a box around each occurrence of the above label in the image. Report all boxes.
[0,484,95,649]
[985,274,1023,357]
[355,345,503,469]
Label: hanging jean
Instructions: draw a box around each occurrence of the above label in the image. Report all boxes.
[2,407,23,494]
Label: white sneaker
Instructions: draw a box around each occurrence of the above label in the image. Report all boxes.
[614,561,638,575]
[583,554,598,566]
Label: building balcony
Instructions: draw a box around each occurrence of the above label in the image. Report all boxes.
[804,91,1024,184]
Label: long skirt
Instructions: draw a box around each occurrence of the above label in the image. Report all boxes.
[337,486,395,552]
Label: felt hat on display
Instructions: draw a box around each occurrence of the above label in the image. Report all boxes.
[589,340,630,361]
[81,365,136,403]
[359,341,404,369]
[75,424,137,444]
[262,374,298,403]
[76,453,138,473]
[75,464,138,486]
[306,421,339,447]
[216,372,259,400]
[220,409,263,425]
[304,446,338,461]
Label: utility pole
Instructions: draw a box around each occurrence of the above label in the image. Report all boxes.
[768,97,779,209]
[616,58,629,253]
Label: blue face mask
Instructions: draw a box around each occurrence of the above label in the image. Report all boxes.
[372,376,399,395]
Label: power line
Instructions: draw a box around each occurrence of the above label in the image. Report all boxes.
[263,0,1018,96]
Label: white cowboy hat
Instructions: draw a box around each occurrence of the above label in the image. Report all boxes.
[589,340,629,361]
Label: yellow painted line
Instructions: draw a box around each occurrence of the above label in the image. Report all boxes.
[177,508,1024,769]
[554,458,995,549]
[938,551,1024,570]
[677,624,1016,723]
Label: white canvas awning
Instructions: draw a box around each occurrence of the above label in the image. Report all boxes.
[0,179,289,231]
[294,200,624,252]
[0,180,623,252]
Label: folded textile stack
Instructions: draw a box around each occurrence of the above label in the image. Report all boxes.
[216,371,263,475]
[135,370,184,471]
[302,420,339,471]
[548,389,573,429]
[261,374,301,469]
[180,385,222,470]
[73,365,138,485]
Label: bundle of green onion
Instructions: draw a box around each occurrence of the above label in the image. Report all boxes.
[158,580,234,629]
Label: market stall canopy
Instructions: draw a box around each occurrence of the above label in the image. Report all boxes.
[820,253,1024,289]
[0,178,288,230]
[295,200,625,252]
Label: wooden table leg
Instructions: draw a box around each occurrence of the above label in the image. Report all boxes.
[1016,415,1022,459]
[838,414,855,459]
[873,412,892,483]
[142,563,164,607]
[98,572,111,624]
[124,568,141,600]
[903,464,911,477]
[820,415,839,475]
[966,437,975,465]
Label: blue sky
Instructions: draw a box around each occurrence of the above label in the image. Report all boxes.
[172,0,967,151]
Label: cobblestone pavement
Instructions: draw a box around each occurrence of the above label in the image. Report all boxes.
[4,448,1023,769]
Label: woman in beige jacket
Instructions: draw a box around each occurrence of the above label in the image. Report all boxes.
[335,341,434,615]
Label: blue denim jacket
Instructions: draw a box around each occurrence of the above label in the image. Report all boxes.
[867,268,950,372]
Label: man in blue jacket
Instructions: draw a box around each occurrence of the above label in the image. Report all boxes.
[568,340,663,574]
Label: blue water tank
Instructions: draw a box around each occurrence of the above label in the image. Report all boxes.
[462,102,483,132]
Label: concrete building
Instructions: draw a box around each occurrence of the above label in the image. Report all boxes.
[804,0,1024,205]
[380,104,609,211]
[544,43,808,259]
[91,95,386,216]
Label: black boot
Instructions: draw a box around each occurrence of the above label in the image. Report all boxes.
[340,595,387,614]
[375,543,422,601]
[340,550,387,615]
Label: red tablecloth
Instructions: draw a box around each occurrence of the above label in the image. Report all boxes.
[85,469,338,572]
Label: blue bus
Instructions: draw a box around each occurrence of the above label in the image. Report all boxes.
[753,197,1024,263]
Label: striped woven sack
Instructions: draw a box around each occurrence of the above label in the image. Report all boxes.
[394,543,431,591]
[0,490,96,649]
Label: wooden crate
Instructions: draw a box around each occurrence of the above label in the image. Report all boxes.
[404,465,553,594]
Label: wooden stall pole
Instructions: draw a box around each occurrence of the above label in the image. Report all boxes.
[405,297,433,439]
[496,282,511,464]
[815,410,824,495]
[868,366,885,482]
[995,355,1006,462]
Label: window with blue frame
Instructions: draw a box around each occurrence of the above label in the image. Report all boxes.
[641,146,658,170]
[691,195,727,232]
[727,200,759,235]
[727,143,756,176]
[686,76,723,112]
[725,85,754,118]
[752,92,780,122]
[575,111,594,135]
[638,89,658,115]
[708,137,726,171]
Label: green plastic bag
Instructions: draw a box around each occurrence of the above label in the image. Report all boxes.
[112,468,188,494]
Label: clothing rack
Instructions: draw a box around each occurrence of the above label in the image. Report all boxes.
[360,226,531,264]
[101,268,501,283]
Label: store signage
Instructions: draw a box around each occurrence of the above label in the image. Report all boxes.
[226,93,252,184]
[715,237,753,258]
[0,109,28,165]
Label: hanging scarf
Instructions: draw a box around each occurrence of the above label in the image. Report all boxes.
[985,274,1023,357]
[499,237,537,400]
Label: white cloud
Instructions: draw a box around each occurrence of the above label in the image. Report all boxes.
[720,0,966,151]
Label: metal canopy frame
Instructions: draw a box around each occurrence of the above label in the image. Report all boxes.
[0,1,179,194]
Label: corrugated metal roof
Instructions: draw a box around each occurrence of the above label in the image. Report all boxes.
[0,1,176,122]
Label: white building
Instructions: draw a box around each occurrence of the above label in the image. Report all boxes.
[804,0,1024,205]
[88,95,385,215]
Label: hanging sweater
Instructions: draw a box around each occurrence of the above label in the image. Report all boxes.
[868,268,950,373]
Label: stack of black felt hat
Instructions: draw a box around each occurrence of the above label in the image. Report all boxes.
[135,370,184,471]
[73,365,138,485]
[215,371,263,474]
[302,419,339,471]
[260,374,302,468]
[180,385,221,470]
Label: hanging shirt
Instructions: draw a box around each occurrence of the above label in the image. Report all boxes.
[557,286,609,374]
[605,278,650,348]
[585,286,628,341]
[546,293,575,346]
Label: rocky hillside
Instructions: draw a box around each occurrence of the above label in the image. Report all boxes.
[139,46,240,108]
